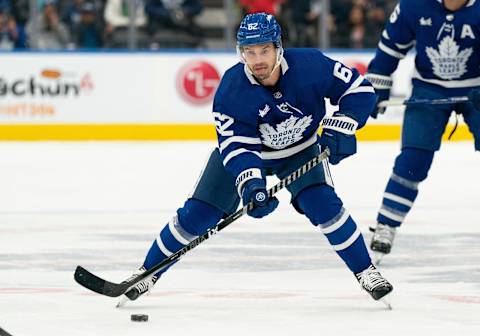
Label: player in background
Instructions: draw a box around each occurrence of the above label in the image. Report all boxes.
[366,0,480,261]
[118,12,393,307]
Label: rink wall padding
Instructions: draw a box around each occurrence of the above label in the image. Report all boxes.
[0,51,474,141]
[0,124,472,141]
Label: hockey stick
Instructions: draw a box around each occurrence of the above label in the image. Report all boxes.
[378,89,480,109]
[74,148,330,298]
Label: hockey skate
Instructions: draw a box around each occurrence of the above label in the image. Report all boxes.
[370,223,396,265]
[116,267,158,308]
[356,264,393,309]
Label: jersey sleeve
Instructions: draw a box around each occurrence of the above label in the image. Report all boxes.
[212,100,264,196]
[324,57,377,129]
[368,0,416,75]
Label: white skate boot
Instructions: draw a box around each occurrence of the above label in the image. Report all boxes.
[116,267,158,308]
[355,264,393,308]
[370,223,396,264]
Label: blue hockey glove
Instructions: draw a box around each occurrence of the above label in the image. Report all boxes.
[320,114,358,165]
[241,179,279,219]
[469,88,480,111]
[365,73,393,118]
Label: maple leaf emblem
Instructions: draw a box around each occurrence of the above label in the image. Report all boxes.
[259,115,313,150]
[425,36,472,80]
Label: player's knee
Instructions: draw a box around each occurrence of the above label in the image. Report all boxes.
[394,147,434,182]
[295,185,343,226]
[177,199,224,236]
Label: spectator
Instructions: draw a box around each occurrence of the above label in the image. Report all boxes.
[0,0,9,12]
[239,0,283,15]
[9,0,28,48]
[364,0,388,47]
[348,2,365,48]
[61,0,85,29]
[329,0,353,48]
[0,5,19,50]
[289,0,320,47]
[104,0,149,48]
[72,1,103,48]
[346,0,389,49]
[145,0,203,48]
[26,0,71,49]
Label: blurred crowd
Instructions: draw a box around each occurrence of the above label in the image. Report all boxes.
[0,0,397,50]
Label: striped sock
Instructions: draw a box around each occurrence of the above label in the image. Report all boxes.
[318,207,371,273]
[377,172,418,227]
[143,215,198,278]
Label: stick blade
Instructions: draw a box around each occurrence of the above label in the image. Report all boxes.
[74,266,128,297]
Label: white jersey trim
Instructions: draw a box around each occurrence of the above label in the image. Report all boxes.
[339,86,375,103]
[219,136,262,153]
[395,40,415,50]
[379,41,406,59]
[223,148,262,166]
[261,133,317,160]
[338,75,365,102]
[413,68,480,88]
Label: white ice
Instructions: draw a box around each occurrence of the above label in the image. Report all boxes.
[0,141,479,336]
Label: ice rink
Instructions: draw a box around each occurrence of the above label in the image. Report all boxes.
[0,141,479,336]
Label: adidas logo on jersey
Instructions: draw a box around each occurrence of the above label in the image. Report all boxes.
[258,104,271,117]
[419,17,432,26]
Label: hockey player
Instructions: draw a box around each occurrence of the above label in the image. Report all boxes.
[366,0,480,260]
[119,12,393,306]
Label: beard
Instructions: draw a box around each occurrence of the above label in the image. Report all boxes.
[251,63,274,81]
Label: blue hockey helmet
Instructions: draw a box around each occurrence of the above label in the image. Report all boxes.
[236,13,282,48]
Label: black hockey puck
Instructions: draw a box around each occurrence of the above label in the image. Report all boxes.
[131,314,149,322]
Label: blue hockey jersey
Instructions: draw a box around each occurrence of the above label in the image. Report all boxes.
[369,0,480,94]
[212,48,376,194]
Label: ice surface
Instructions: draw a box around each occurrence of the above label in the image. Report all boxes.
[0,141,479,335]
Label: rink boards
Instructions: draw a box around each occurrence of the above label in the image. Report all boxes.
[0,51,473,141]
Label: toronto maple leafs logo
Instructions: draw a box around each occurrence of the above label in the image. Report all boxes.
[259,115,313,150]
[426,35,472,80]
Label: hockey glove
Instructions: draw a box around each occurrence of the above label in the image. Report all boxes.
[320,114,358,165]
[365,73,393,118]
[241,179,279,219]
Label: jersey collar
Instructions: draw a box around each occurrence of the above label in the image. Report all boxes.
[244,57,289,85]
[436,0,476,7]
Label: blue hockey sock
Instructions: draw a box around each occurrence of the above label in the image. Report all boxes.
[296,185,371,273]
[142,199,223,277]
[377,147,434,227]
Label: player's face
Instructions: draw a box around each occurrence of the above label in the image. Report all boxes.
[242,43,277,81]
[443,0,469,11]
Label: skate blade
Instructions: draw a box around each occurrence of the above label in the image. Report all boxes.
[371,252,385,266]
[116,295,129,308]
[380,295,392,310]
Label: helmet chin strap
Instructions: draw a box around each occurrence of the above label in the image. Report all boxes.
[240,46,285,81]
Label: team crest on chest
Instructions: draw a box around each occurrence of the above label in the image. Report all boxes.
[259,115,313,150]
[425,23,473,80]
